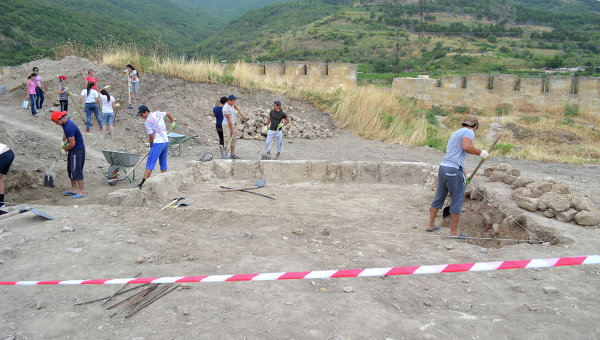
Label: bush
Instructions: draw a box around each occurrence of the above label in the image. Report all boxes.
[453,105,470,114]
[521,115,540,124]
[219,74,235,85]
[495,104,512,115]
[564,104,579,117]
[494,142,514,155]
[425,136,446,151]
[429,105,449,116]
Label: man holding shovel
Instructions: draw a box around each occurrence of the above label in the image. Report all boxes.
[222,94,245,159]
[135,105,176,190]
[426,116,489,238]
[262,100,289,160]
[51,111,86,199]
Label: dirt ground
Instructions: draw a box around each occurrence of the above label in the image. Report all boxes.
[1,57,600,339]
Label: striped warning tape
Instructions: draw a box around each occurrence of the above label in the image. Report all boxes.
[1,255,598,286]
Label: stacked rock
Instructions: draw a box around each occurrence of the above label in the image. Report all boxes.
[484,163,599,227]
[234,109,334,141]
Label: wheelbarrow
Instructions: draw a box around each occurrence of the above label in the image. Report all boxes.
[102,150,142,186]
[167,132,198,157]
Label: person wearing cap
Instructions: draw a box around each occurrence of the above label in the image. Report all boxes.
[135,105,176,190]
[0,142,15,208]
[426,116,489,239]
[262,100,290,160]
[51,111,86,199]
[222,94,245,159]
[32,67,45,110]
[57,75,70,112]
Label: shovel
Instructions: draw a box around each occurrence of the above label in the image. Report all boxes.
[442,133,502,218]
[44,151,61,188]
[219,185,275,200]
[160,196,187,210]
[219,179,266,192]
[0,206,54,221]
[107,150,149,184]
[222,126,235,159]
[107,127,174,184]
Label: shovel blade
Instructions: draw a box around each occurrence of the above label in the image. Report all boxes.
[261,153,271,160]
[28,207,55,220]
[44,172,56,188]
[254,178,266,188]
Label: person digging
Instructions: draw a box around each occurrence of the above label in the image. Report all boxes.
[262,100,290,160]
[51,111,86,199]
[135,105,176,190]
[426,116,489,239]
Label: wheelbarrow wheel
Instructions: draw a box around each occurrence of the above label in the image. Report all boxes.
[106,165,119,186]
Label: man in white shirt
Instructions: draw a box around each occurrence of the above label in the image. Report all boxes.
[221,94,245,159]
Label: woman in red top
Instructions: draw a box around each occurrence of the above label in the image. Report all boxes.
[85,69,98,90]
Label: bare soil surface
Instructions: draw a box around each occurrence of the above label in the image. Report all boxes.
[1,57,599,339]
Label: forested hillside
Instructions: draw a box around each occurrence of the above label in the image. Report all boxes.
[197,0,600,77]
[170,0,290,27]
[2,0,599,78]
[0,0,211,65]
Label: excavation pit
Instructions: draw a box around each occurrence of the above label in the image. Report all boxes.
[105,160,565,249]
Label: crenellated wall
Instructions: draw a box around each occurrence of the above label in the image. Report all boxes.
[392,74,600,115]
[252,61,357,90]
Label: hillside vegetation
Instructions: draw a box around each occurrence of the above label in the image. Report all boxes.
[198,0,600,78]
[0,0,211,65]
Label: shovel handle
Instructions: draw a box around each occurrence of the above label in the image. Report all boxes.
[219,186,260,192]
[468,133,502,181]
[48,151,62,173]
[0,209,24,221]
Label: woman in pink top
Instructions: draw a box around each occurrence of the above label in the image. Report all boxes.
[26,73,37,116]
[85,69,98,90]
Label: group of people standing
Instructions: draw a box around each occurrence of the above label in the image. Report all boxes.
[16,64,143,200]
[16,64,490,239]
[212,95,289,160]
[27,65,142,139]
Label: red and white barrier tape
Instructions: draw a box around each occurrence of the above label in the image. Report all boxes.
[2,255,598,286]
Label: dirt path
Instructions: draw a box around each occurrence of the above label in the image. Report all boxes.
[1,57,600,339]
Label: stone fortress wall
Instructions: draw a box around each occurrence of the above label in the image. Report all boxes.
[392,74,600,115]
[251,61,357,90]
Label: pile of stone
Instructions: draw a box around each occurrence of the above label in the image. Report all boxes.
[483,163,599,227]
[235,109,334,141]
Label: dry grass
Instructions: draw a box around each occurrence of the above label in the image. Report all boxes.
[101,49,430,145]
[500,114,600,163]
[50,43,597,163]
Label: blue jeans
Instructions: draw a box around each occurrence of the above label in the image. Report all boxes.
[29,94,37,115]
[35,87,44,109]
[431,165,466,215]
[85,103,102,130]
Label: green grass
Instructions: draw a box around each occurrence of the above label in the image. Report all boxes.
[494,142,515,155]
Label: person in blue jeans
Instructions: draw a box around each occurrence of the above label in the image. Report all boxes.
[32,67,45,110]
[426,116,490,238]
[79,81,102,133]
[26,73,37,116]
